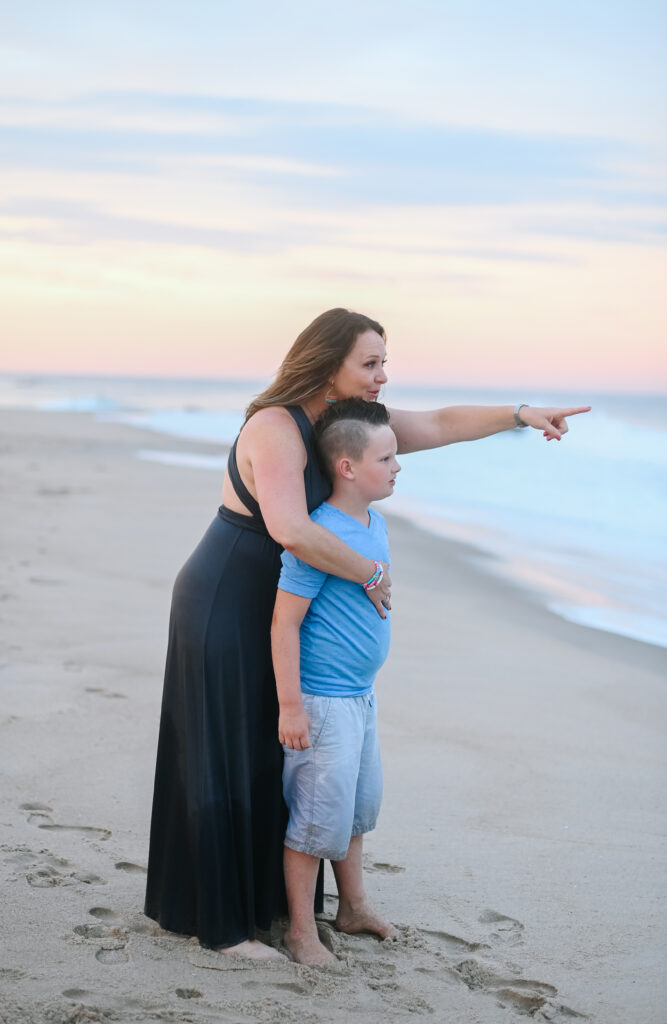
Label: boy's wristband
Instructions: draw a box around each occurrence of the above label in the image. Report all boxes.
[363,561,384,591]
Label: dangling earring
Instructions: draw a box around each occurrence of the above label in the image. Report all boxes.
[325,380,337,404]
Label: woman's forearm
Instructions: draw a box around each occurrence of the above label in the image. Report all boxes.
[438,403,592,443]
[389,403,591,452]
[389,404,515,452]
[436,405,516,445]
[280,518,375,583]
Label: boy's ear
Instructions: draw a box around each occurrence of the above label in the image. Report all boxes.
[338,456,355,481]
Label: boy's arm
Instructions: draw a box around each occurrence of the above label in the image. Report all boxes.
[271,589,313,750]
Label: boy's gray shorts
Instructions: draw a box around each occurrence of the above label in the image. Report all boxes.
[282,689,382,861]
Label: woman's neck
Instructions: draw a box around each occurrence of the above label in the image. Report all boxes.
[301,393,328,424]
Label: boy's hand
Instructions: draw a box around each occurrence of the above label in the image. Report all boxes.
[279,707,311,750]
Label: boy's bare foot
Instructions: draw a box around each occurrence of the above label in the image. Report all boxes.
[219,939,286,960]
[284,929,337,966]
[335,901,398,941]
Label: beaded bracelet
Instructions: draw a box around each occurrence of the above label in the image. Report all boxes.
[363,561,384,591]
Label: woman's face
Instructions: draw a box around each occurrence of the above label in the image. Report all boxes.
[333,330,388,402]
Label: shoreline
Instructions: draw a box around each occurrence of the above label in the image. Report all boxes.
[1,408,666,1023]
[3,371,666,653]
[118,429,667,655]
[386,503,667,654]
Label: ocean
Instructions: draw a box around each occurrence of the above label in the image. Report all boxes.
[2,373,666,650]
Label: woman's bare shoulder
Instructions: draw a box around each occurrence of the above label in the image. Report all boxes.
[243,405,302,437]
[246,405,298,426]
[240,407,306,460]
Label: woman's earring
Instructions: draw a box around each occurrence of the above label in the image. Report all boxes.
[325,380,337,404]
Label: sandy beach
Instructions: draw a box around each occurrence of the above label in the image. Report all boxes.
[1,408,665,1024]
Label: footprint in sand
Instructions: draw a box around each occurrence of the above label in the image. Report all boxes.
[19,802,53,826]
[74,908,130,964]
[95,947,129,964]
[454,958,588,1020]
[349,958,396,981]
[344,955,432,1016]
[87,906,164,937]
[4,843,105,888]
[39,823,112,840]
[419,926,487,954]
[478,908,525,947]
[388,919,587,1021]
[27,862,104,888]
[115,861,147,874]
[0,968,26,983]
[89,907,123,922]
[74,922,128,940]
[176,988,203,999]
[62,988,90,1000]
[21,801,111,840]
[366,861,406,874]
[362,853,405,874]
[85,686,127,700]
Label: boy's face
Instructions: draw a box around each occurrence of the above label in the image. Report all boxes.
[350,424,401,502]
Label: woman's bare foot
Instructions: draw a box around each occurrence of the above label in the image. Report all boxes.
[219,939,286,960]
[335,900,398,940]
[284,928,337,966]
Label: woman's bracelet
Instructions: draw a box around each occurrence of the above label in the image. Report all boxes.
[363,561,384,591]
[513,403,530,427]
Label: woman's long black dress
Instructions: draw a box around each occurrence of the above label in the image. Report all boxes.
[144,407,331,948]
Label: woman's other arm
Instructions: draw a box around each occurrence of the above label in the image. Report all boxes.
[388,404,592,454]
[241,407,391,617]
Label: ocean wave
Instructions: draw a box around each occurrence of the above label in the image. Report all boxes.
[38,395,129,413]
[137,449,228,471]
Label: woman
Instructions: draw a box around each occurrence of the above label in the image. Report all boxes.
[145,308,589,957]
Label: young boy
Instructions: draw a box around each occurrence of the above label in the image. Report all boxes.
[271,398,401,966]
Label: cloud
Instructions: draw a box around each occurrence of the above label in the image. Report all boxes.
[1,91,662,209]
[0,197,323,251]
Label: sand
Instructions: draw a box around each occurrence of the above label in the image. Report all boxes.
[1,408,665,1024]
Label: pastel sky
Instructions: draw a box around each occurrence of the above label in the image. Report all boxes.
[1,0,665,390]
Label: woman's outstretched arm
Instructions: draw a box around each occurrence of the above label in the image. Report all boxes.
[234,406,391,617]
[388,404,591,454]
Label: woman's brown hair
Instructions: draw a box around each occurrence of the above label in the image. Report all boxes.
[244,308,385,421]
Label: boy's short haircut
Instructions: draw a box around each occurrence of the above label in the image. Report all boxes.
[313,398,391,482]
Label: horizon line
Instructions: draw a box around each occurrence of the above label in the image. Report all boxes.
[1,367,666,398]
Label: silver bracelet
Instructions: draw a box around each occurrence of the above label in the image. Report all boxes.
[513,403,529,428]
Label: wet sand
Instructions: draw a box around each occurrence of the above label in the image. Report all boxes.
[1,408,665,1023]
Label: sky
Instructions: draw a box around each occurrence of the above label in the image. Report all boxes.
[1,1,666,390]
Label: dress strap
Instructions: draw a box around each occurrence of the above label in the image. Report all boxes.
[225,407,319,521]
[286,405,311,443]
[226,437,261,518]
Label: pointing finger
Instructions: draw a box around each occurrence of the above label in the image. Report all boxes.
[560,406,592,417]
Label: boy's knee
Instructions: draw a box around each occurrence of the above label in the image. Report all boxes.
[285,834,350,861]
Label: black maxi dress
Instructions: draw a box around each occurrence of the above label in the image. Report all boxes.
[144,406,331,948]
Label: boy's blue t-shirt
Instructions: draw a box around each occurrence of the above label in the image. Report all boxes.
[278,502,391,697]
